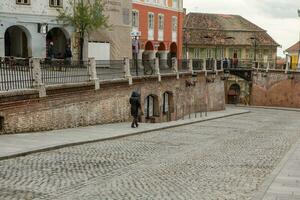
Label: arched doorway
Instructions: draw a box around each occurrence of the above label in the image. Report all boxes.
[142,41,155,74]
[5,25,31,58]
[144,94,159,122]
[162,91,174,121]
[46,28,69,59]
[168,42,177,67]
[157,42,168,69]
[228,84,241,104]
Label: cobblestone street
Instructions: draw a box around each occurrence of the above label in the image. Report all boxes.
[0,108,300,200]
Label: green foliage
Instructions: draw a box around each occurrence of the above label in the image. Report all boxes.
[57,0,108,37]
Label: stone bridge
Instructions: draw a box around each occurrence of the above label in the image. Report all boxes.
[0,62,225,134]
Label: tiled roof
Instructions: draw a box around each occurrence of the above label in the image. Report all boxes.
[286,41,300,53]
[184,13,279,47]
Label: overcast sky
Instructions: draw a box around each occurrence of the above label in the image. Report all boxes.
[183,0,300,57]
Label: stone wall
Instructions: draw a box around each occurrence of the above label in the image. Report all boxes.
[0,74,225,134]
[251,70,300,107]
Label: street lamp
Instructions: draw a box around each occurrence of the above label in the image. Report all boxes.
[184,28,190,59]
[250,36,259,68]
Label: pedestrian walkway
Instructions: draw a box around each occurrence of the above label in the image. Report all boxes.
[259,140,300,200]
[0,107,249,160]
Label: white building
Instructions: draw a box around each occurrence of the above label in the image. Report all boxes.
[0,0,74,58]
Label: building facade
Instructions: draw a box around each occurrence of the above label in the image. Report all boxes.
[184,13,278,64]
[87,0,132,60]
[132,0,184,64]
[184,13,278,104]
[285,41,300,70]
[0,0,74,58]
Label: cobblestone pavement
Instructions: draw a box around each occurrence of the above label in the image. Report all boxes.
[0,108,300,200]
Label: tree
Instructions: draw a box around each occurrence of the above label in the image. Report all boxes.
[57,0,108,60]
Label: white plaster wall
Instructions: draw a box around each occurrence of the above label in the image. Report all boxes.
[0,0,71,16]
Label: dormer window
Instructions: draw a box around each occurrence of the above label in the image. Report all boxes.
[50,0,62,7]
[16,0,30,5]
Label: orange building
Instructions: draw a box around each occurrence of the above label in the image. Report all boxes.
[132,0,184,63]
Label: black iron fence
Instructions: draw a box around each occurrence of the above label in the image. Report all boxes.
[178,59,189,72]
[159,59,175,74]
[96,60,125,80]
[193,59,204,71]
[130,59,156,76]
[0,57,33,91]
[40,59,90,85]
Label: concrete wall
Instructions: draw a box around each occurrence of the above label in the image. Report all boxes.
[0,74,225,134]
[251,71,300,108]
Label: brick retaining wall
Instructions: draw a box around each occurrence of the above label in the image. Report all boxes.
[0,74,225,134]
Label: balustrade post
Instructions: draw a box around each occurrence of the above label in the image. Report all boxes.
[155,58,161,82]
[203,58,207,76]
[285,59,289,74]
[172,57,179,79]
[31,58,46,98]
[266,62,270,73]
[189,58,193,73]
[88,57,100,90]
[214,59,218,75]
[123,57,132,85]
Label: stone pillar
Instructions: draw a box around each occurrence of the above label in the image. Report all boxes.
[266,62,270,73]
[138,50,144,69]
[203,58,207,76]
[189,58,193,73]
[0,32,5,57]
[124,57,132,85]
[155,57,161,82]
[172,57,179,79]
[31,58,46,98]
[214,59,218,75]
[158,51,168,69]
[88,58,100,90]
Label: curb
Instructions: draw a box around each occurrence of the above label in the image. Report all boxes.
[251,140,300,200]
[0,110,250,161]
[236,105,300,112]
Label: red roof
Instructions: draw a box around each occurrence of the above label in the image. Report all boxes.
[286,42,300,53]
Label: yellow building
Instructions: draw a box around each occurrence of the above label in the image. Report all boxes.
[286,42,300,70]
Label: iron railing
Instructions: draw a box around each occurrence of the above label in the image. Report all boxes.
[96,60,125,80]
[40,59,90,85]
[193,59,204,71]
[130,59,156,76]
[159,59,175,74]
[0,57,33,91]
[178,59,189,72]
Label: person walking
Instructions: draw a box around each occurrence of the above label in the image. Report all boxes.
[129,91,141,128]
[47,42,54,61]
[64,44,72,65]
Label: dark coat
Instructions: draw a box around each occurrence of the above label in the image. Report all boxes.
[65,47,72,58]
[130,91,141,117]
[48,45,54,58]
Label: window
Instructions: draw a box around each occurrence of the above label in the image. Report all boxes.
[16,0,30,5]
[132,10,139,28]
[158,14,164,30]
[49,0,62,7]
[172,0,178,8]
[148,13,154,30]
[172,16,177,31]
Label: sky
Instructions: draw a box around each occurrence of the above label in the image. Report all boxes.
[183,0,300,57]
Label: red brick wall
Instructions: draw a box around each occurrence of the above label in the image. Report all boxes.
[251,71,300,107]
[0,75,225,134]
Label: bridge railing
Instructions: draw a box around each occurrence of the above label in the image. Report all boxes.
[40,59,90,85]
[0,57,33,91]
